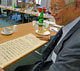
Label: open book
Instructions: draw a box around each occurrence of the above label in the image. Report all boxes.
[0,34,47,68]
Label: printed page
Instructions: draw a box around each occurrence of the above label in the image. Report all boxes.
[0,34,47,68]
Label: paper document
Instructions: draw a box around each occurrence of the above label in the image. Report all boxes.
[44,20,63,28]
[0,34,47,68]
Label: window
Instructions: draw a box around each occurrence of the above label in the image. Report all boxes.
[18,0,22,2]
[35,0,41,5]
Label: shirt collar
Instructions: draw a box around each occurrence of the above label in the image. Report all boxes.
[63,16,80,35]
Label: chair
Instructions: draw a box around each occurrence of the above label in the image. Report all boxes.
[1,9,9,21]
[24,14,32,23]
[11,6,21,22]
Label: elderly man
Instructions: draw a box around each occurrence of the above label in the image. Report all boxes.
[0,16,80,71]
[14,16,80,71]
[0,13,80,71]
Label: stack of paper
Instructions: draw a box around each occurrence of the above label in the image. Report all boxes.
[0,34,47,68]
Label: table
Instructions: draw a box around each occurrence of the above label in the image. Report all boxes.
[0,23,57,43]
[0,5,51,19]
[0,23,57,68]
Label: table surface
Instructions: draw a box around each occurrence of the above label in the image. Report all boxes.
[0,22,58,68]
[0,23,57,44]
[0,5,51,19]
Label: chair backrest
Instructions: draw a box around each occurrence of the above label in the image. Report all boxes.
[2,9,8,15]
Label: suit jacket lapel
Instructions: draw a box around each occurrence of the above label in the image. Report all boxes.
[54,20,80,55]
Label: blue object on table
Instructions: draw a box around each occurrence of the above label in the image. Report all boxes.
[11,6,21,21]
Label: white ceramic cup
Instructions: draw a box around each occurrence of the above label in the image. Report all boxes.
[13,25,17,32]
[32,21,36,26]
[3,27,11,33]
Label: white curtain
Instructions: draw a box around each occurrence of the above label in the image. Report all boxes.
[35,0,41,5]
[12,0,17,7]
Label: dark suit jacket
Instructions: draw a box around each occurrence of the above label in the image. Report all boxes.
[43,20,80,71]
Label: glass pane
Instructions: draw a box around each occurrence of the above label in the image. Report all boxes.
[65,0,75,5]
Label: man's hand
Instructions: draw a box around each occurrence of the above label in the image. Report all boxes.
[0,68,4,71]
[36,35,50,41]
